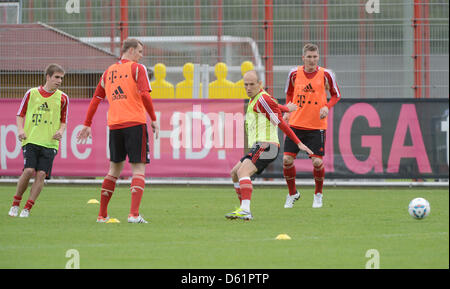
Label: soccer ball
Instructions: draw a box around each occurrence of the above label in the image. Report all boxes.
[408,198,430,219]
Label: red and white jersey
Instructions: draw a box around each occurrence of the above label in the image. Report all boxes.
[251,90,301,145]
[17,86,69,123]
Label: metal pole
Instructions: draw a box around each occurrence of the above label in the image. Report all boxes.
[359,0,366,98]
[217,0,223,63]
[86,0,92,37]
[29,0,33,23]
[413,0,423,98]
[120,0,129,54]
[423,0,430,98]
[403,0,414,98]
[264,0,274,95]
[322,0,328,67]
[110,0,116,55]
[195,0,201,63]
[252,0,259,44]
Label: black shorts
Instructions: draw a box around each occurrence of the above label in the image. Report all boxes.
[240,142,280,174]
[109,124,150,164]
[22,143,58,179]
[284,128,326,157]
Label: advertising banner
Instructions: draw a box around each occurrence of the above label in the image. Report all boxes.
[0,98,448,179]
[265,99,449,179]
[0,99,246,177]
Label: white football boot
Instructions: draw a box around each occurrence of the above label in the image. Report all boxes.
[96,216,110,223]
[8,206,20,217]
[284,191,301,208]
[312,193,323,208]
[128,215,148,223]
[19,209,30,218]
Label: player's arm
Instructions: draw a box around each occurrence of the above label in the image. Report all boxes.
[283,69,296,122]
[53,123,66,141]
[135,63,157,120]
[53,94,69,141]
[257,95,313,155]
[278,119,313,156]
[320,69,341,119]
[77,75,106,143]
[142,92,159,139]
[278,102,297,113]
[16,116,26,141]
[16,89,31,141]
[135,63,159,138]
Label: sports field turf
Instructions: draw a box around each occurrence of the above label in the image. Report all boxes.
[0,184,448,269]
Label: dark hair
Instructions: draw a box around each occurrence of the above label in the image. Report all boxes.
[122,38,144,54]
[44,63,65,77]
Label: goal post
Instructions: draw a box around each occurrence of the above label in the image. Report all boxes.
[79,35,265,99]
[0,1,21,24]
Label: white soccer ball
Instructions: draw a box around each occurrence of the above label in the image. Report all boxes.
[408,197,430,219]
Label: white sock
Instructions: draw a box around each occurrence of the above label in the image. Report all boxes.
[240,200,251,212]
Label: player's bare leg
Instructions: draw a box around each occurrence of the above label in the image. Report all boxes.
[28,170,46,202]
[15,168,35,199]
[19,170,46,217]
[108,161,125,178]
[9,168,34,217]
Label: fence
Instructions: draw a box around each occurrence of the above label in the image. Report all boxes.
[0,0,448,100]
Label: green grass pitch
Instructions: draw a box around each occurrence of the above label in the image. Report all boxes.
[0,184,448,269]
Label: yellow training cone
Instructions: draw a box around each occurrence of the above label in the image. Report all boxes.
[106,218,120,223]
[87,199,100,204]
[275,234,291,240]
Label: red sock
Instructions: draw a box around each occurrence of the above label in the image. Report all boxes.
[24,199,34,210]
[239,178,253,201]
[130,174,145,217]
[313,163,325,195]
[99,174,117,218]
[12,195,22,207]
[283,163,297,195]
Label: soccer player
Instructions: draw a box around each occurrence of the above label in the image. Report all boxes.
[8,64,69,218]
[282,43,341,209]
[77,38,159,224]
[225,70,313,220]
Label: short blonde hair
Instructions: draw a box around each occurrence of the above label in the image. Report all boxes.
[302,43,319,56]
